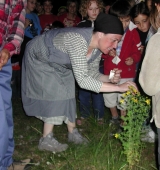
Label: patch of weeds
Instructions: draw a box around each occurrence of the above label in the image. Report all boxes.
[12,99,157,170]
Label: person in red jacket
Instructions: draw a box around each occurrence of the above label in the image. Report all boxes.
[102,0,141,126]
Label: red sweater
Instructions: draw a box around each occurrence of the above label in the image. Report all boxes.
[39,14,58,32]
[58,13,81,27]
[102,28,141,78]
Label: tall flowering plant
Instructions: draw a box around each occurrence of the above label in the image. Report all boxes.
[115,86,151,168]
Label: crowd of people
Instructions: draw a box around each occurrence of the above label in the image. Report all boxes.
[1,0,160,169]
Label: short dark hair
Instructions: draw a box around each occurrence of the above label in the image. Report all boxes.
[37,0,43,5]
[42,0,53,6]
[66,0,78,9]
[52,21,64,28]
[110,0,132,17]
[131,2,150,19]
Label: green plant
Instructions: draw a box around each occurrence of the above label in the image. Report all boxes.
[115,86,151,168]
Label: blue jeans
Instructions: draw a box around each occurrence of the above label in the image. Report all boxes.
[11,69,21,99]
[0,59,14,170]
[78,62,104,119]
[78,89,104,119]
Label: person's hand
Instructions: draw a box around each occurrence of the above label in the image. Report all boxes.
[110,68,122,84]
[140,45,144,54]
[0,49,10,70]
[25,18,31,28]
[118,81,138,92]
[108,49,116,57]
[125,57,134,65]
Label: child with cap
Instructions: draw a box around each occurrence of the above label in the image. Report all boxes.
[102,0,141,127]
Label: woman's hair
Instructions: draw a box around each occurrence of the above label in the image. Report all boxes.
[109,0,132,17]
[131,2,150,19]
[79,0,104,18]
[150,0,160,30]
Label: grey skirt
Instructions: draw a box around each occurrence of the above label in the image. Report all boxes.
[21,38,76,123]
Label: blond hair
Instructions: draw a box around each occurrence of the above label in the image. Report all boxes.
[79,0,104,19]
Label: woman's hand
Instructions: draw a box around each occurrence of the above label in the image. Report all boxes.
[118,81,138,92]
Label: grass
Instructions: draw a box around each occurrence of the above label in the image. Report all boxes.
[12,99,157,170]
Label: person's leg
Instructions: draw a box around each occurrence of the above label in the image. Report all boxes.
[117,78,134,126]
[78,89,91,118]
[103,92,120,124]
[0,59,14,169]
[38,122,68,152]
[92,92,104,119]
[43,123,54,137]
[67,121,88,144]
[67,121,76,133]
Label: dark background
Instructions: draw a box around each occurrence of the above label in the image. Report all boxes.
[53,0,80,14]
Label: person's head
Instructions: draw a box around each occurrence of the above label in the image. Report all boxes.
[79,0,104,20]
[43,0,53,14]
[110,0,132,30]
[145,0,152,11]
[67,0,78,15]
[58,6,67,16]
[131,2,150,32]
[26,0,37,13]
[51,21,64,29]
[103,0,115,14]
[92,13,124,54]
[150,0,160,30]
[127,0,136,7]
[36,0,44,15]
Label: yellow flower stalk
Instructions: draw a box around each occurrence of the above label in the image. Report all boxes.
[118,85,151,168]
[122,93,127,97]
[132,98,138,103]
[145,99,150,105]
[120,99,125,104]
[115,133,119,139]
[126,91,131,95]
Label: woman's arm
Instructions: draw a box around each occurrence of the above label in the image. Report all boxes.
[100,81,137,93]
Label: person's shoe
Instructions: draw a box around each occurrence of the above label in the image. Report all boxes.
[76,117,86,126]
[8,159,32,170]
[141,129,156,143]
[110,117,120,125]
[38,133,68,152]
[97,118,104,125]
[68,128,88,144]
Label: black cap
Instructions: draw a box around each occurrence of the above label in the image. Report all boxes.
[94,13,124,35]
